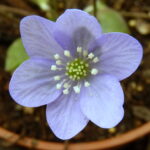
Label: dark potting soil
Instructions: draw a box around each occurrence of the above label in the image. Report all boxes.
[0,0,150,144]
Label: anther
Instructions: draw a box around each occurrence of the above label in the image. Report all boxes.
[56,79,66,89]
[84,81,90,87]
[83,50,88,57]
[56,83,62,89]
[63,89,69,94]
[88,53,95,59]
[77,47,82,53]
[63,83,71,88]
[54,54,60,60]
[64,50,71,57]
[73,85,81,94]
[91,68,99,75]
[56,60,62,65]
[54,76,61,81]
[93,57,99,63]
[51,65,57,71]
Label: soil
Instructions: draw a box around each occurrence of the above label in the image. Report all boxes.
[0,0,150,148]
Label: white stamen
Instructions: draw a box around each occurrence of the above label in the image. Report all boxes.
[64,50,71,57]
[63,83,71,88]
[54,54,60,60]
[77,47,82,53]
[93,57,99,63]
[54,76,61,81]
[56,60,62,65]
[63,89,69,94]
[51,65,57,71]
[56,79,66,89]
[73,86,81,94]
[88,53,95,59]
[56,83,62,89]
[84,81,90,87]
[83,50,88,57]
[91,68,99,75]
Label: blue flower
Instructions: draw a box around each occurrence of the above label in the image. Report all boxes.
[9,9,143,140]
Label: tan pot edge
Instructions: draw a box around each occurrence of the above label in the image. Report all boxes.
[0,122,149,150]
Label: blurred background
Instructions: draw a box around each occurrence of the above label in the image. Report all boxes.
[0,0,150,149]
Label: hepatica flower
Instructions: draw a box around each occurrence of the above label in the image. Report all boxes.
[9,9,143,140]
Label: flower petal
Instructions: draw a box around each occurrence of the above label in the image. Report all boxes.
[80,74,124,128]
[46,92,89,140]
[54,9,102,54]
[9,59,61,107]
[20,15,64,60]
[90,32,143,80]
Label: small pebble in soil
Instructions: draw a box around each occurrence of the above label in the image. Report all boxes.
[23,107,34,115]
[136,84,144,92]
[108,128,116,134]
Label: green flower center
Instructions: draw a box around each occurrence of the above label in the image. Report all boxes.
[51,47,99,94]
[66,58,89,80]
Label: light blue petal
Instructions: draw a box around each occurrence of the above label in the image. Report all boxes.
[20,15,64,60]
[80,74,124,128]
[54,9,102,55]
[90,32,143,80]
[46,92,89,140]
[9,58,61,107]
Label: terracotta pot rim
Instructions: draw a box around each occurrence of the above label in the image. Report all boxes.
[0,122,150,150]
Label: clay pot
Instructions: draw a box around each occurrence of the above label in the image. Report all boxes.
[0,122,150,150]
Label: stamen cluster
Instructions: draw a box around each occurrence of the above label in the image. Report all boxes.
[50,47,99,94]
